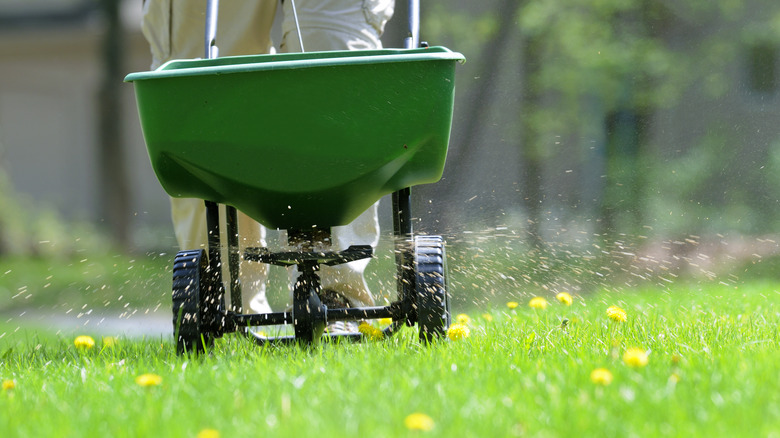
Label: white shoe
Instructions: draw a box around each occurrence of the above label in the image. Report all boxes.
[324,320,359,335]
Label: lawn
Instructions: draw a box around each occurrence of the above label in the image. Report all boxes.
[1,278,778,437]
[0,253,172,313]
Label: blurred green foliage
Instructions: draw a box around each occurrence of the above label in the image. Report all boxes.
[0,166,108,258]
[0,253,171,313]
[425,0,780,239]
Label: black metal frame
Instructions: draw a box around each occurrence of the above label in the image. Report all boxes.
[196,187,418,345]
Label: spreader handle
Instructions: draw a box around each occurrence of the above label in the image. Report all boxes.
[205,0,219,59]
[405,0,420,49]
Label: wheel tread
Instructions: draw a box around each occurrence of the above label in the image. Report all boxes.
[415,235,450,342]
[172,250,211,354]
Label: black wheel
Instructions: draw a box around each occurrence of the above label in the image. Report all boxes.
[415,235,450,342]
[172,249,219,354]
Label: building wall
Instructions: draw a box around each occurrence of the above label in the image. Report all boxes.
[0,6,181,248]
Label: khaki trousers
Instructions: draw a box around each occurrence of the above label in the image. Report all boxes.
[140,0,394,312]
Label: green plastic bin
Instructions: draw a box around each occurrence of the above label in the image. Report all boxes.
[125,47,465,229]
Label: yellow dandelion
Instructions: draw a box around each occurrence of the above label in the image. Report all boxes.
[358,322,384,341]
[378,318,393,326]
[556,292,573,306]
[74,335,95,350]
[196,429,220,438]
[101,336,118,348]
[2,379,15,391]
[447,323,471,341]
[404,413,435,431]
[623,348,649,368]
[135,373,163,387]
[668,373,680,384]
[589,368,613,385]
[506,301,519,309]
[481,313,493,322]
[528,297,548,310]
[606,305,627,322]
[455,313,471,325]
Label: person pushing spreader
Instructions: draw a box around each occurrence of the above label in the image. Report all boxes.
[125,0,464,353]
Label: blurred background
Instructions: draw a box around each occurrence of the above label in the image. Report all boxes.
[2,0,780,329]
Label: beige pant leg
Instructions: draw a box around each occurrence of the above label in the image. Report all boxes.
[141,0,277,68]
[280,0,394,306]
[280,0,393,52]
[142,0,277,313]
[170,199,270,313]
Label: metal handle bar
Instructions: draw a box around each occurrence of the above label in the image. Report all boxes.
[205,0,219,59]
[405,0,420,49]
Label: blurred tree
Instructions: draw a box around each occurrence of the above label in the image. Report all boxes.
[519,30,546,249]
[98,0,131,246]
[419,1,521,233]
[437,0,520,174]
[0,163,25,255]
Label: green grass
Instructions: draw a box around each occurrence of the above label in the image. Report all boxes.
[0,253,172,313]
[1,282,778,437]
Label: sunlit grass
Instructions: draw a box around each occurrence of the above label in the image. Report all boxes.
[1,282,778,437]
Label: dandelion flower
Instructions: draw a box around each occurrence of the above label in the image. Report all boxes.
[623,348,649,368]
[2,380,15,391]
[378,318,393,326]
[556,292,573,306]
[589,368,613,385]
[102,336,118,348]
[358,322,384,341]
[606,305,627,322]
[197,429,220,438]
[481,313,493,322]
[447,323,471,341]
[455,313,471,325]
[74,335,95,350]
[404,413,435,431]
[528,297,548,310]
[506,301,519,309]
[135,373,163,387]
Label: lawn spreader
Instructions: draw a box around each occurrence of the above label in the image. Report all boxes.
[125,0,465,353]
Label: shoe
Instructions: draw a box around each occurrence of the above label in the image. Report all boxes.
[324,320,359,335]
[319,289,350,309]
[319,289,359,334]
